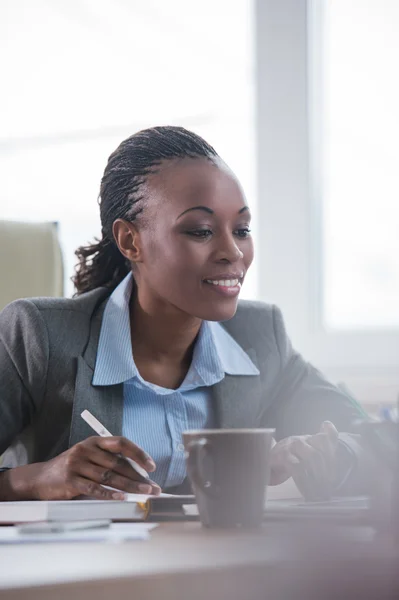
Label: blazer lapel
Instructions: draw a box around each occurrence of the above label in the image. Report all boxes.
[69,357,124,447]
[213,348,262,429]
[69,296,124,448]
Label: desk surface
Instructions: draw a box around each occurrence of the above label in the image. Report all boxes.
[0,521,398,600]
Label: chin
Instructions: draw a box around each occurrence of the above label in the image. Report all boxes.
[194,299,239,322]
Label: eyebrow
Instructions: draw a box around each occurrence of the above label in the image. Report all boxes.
[177,205,250,219]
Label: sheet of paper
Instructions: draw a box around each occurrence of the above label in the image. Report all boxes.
[101,486,188,502]
[0,523,158,544]
[266,477,302,500]
[124,492,189,502]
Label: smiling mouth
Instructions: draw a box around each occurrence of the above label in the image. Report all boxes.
[203,278,241,288]
[201,274,244,297]
[202,272,244,288]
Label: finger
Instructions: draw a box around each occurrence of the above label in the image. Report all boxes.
[86,446,151,483]
[74,443,162,495]
[320,421,339,445]
[78,462,161,495]
[269,450,300,485]
[309,427,339,490]
[291,465,315,499]
[290,438,326,470]
[290,439,330,498]
[71,476,127,500]
[95,437,156,472]
[291,461,330,501]
[307,433,336,466]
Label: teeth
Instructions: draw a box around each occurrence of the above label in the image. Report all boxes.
[205,279,240,287]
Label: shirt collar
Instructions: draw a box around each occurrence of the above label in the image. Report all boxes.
[93,272,259,388]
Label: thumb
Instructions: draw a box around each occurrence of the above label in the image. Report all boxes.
[320,420,339,441]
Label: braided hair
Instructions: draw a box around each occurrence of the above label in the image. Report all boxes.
[72,126,218,295]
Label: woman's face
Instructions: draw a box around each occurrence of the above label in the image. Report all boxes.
[126,157,254,322]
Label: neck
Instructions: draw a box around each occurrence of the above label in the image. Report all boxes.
[129,288,202,367]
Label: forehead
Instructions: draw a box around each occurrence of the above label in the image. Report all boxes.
[142,157,246,216]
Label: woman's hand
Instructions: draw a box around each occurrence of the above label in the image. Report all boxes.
[2,436,161,501]
[269,421,339,500]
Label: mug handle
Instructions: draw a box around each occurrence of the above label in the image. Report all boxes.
[186,438,218,497]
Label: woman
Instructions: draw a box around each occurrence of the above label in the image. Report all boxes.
[0,126,369,502]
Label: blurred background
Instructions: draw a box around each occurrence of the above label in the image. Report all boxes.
[1,0,398,407]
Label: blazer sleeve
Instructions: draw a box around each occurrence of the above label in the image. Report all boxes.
[0,299,49,455]
[263,305,365,438]
[262,306,376,495]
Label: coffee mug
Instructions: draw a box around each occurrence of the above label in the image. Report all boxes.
[356,419,398,534]
[183,428,275,528]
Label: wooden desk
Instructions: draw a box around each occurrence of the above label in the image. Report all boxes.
[0,521,398,600]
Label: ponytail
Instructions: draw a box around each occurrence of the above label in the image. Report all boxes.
[72,237,129,295]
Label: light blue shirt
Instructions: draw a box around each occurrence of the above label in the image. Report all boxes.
[93,273,259,488]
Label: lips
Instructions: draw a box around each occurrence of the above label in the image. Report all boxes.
[204,278,240,287]
[203,272,244,286]
[202,272,244,296]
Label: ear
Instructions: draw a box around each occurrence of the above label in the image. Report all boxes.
[112,219,143,264]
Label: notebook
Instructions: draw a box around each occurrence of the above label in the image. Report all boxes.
[0,493,195,524]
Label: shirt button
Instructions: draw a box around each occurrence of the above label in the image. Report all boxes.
[177,443,185,452]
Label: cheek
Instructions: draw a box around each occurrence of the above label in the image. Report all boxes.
[144,235,205,284]
[243,239,254,268]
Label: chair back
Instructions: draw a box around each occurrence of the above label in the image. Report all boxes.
[0,220,64,310]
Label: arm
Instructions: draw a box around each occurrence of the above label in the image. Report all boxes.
[263,306,377,495]
[0,299,49,499]
[0,300,161,500]
[264,306,364,437]
[0,299,49,457]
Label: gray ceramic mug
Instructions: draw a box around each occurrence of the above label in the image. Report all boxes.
[183,428,275,528]
[356,419,398,534]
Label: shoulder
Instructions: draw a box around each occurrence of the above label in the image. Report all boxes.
[222,300,288,358]
[225,299,280,335]
[0,287,111,348]
[1,287,109,321]
[27,287,109,314]
[234,299,276,320]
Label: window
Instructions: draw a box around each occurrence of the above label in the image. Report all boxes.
[322,0,399,330]
[256,0,399,405]
[1,0,256,298]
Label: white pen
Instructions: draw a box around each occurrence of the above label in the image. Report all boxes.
[18,520,111,535]
[81,409,150,481]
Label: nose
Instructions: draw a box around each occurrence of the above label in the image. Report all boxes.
[213,233,244,264]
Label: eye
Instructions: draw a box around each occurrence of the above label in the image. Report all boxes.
[234,228,251,238]
[186,229,213,238]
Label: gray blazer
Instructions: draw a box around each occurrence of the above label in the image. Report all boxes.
[0,288,366,492]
